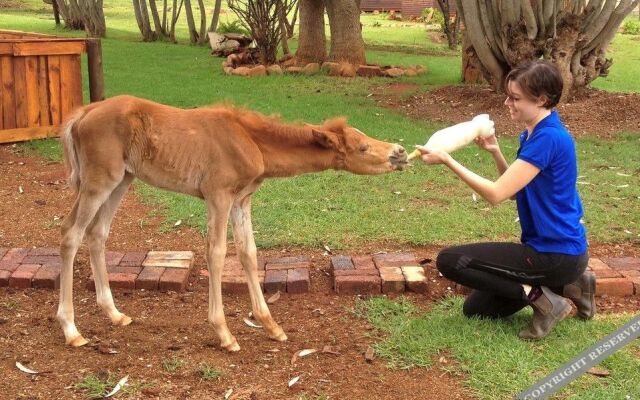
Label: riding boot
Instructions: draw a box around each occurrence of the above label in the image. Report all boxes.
[563,271,596,320]
[519,286,572,340]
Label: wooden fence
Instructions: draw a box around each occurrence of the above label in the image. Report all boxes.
[0,30,103,144]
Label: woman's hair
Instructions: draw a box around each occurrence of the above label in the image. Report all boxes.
[504,60,563,109]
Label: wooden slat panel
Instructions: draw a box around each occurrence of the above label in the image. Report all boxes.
[38,56,51,126]
[0,56,15,129]
[25,56,40,127]
[47,55,62,126]
[0,29,55,39]
[0,43,12,55]
[13,57,28,128]
[59,55,83,119]
[13,41,86,56]
[0,125,59,144]
[69,54,83,110]
[0,58,3,130]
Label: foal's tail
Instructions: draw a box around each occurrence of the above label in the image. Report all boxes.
[61,108,87,193]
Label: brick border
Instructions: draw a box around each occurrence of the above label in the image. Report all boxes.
[1,248,639,297]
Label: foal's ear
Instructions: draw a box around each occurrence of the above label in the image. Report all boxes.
[312,129,340,149]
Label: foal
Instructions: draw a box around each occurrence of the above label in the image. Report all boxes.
[58,95,408,351]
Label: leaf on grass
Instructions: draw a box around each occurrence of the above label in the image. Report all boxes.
[613,184,629,188]
[288,376,300,387]
[587,367,610,377]
[616,172,631,177]
[267,291,281,304]
[243,318,262,329]
[16,362,38,374]
[472,193,477,202]
[224,388,234,399]
[174,220,182,226]
[291,348,317,364]
[104,375,128,398]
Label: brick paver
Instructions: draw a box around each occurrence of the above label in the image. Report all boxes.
[1,247,638,297]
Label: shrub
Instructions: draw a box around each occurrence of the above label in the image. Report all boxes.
[217,20,251,37]
[421,7,445,28]
[622,19,640,35]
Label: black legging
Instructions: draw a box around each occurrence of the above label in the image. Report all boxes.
[436,242,588,319]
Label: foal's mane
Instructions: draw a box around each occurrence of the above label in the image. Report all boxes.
[207,104,348,146]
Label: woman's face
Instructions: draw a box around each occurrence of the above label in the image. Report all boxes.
[504,80,546,124]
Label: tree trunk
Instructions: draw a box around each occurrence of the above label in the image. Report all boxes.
[461,31,484,84]
[278,1,290,56]
[148,0,166,38]
[184,0,199,44]
[456,0,640,99]
[325,0,366,65]
[209,0,222,32]
[296,0,326,64]
[436,0,458,50]
[54,0,85,30]
[196,0,208,44]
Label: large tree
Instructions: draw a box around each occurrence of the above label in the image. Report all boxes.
[296,0,326,64]
[456,0,640,99]
[54,0,106,37]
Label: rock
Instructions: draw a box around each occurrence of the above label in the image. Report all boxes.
[415,65,427,75]
[285,66,304,74]
[223,67,234,75]
[321,62,339,74]
[226,54,239,68]
[323,62,342,76]
[266,64,283,75]
[208,32,225,51]
[405,68,417,77]
[356,65,383,77]
[340,63,356,78]
[232,66,251,76]
[248,65,267,76]
[282,57,297,68]
[385,67,405,77]
[303,63,320,75]
[222,39,240,52]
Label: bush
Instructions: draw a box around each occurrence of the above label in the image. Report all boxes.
[421,7,445,28]
[621,19,640,35]
[217,20,251,37]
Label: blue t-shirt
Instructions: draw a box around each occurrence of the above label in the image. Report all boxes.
[515,111,587,255]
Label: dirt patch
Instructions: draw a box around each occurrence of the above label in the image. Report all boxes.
[374,84,640,138]
[0,142,638,399]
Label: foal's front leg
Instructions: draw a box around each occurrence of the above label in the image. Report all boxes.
[231,197,287,342]
[205,197,239,351]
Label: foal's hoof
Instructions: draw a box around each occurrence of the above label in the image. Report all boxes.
[269,330,288,342]
[113,314,132,326]
[221,338,240,352]
[67,335,89,347]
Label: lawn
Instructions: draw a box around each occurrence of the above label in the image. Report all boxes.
[2,5,640,399]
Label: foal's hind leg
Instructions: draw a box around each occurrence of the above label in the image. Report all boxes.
[58,180,120,347]
[85,173,134,326]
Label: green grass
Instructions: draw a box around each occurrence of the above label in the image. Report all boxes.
[75,373,154,399]
[197,363,223,381]
[162,356,186,372]
[2,2,639,248]
[353,296,640,400]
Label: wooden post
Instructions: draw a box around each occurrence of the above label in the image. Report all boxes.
[86,38,105,102]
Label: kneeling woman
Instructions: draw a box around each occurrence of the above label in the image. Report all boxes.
[418,60,595,339]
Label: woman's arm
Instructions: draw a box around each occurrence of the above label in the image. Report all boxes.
[418,147,539,205]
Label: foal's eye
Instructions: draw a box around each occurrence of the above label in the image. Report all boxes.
[359,144,370,153]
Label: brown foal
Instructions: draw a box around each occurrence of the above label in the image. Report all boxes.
[58,95,407,351]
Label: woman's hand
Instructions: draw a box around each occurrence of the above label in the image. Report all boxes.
[475,134,500,154]
[417,146,449,165]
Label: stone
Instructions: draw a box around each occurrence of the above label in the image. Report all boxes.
[222,275,249,294]
[333,269,380,277]
[266,64,283,75]
[119,251,148,267]
[356,65,383,77]
[415,65,427,75]
[32,264,61,289]
[588,258,611,271]
[331,256,354,271]
[232,66,251,76]
[136,266,164,291]
[248,65,267,77]
[0,270,11,287]
[335,275,381,295]
[303,63,320,75]
[282,56,296,67]
[373,252,417,268]
[266,261,309,271]
[2,248,29,263]
[21,255,61,266]
[224,66,234,75]
[0,260,20,273]
[631,277,640,295]
[340,63,356,77]
[265,269,287,293]
[401,266,428,294]
[604,257,640,271]
[28,248,59,256]
[107,265,143,275]
[285,66,304,74]
[0,248,8,259]
[385,68,405,77]
[593,268,621,279]
[379,267,405,293]
[287,268,310,294]
[105,251,125,266]
[143,251,193,269]
[109,272,137,290]
[271,256,310,264]
[353,256,376,270]
[9,264,41,288]
[208,31,225,51]
[404,68,417,77]
[620,269,640,278]
[596,277,634,297]
[321,62,340,75]
[159,268,190,292]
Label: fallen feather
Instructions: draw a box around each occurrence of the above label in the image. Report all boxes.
[613,184,629,188]
[616,172,631,177]
[224,388,234,399]
[104,375,128,398]
[174,220,182,226]
[291,348,317,364]
[472,193,477,202]
[243,318,262,329]
[323,244,331,254]
[266,291,281,304]
[16,362,38,374]
[577,181,592,185]
[288,376,300,387]
[18,186,24,194]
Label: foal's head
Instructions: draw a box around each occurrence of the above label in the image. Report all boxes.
[311,118,408,174]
